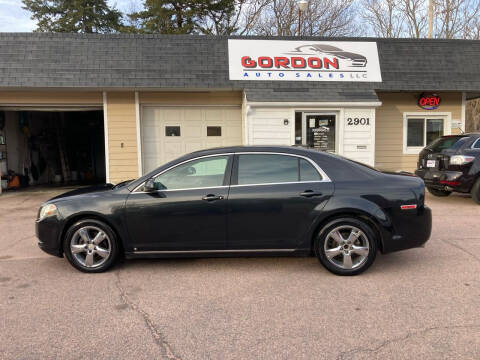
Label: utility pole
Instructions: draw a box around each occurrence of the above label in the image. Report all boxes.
[428,0,433,38]
[298,8,302,36]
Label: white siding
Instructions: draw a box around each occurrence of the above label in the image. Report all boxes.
[342,108,376,166]
[247,107,292,145]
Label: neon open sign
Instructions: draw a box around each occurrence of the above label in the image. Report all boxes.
[418,93,441,110]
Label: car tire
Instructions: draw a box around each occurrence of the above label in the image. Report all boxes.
[63,219,119,273]
[426,187,452,197]
[471,178,480,204]
[315,217,377,276]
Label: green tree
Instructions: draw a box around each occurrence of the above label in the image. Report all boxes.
[128,0,238,34]
[22,0,124,33]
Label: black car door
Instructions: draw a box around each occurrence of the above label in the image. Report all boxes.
[125,154,233,252]
[227,153,334,250]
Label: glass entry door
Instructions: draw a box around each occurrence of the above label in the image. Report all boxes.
[302,113,336,152]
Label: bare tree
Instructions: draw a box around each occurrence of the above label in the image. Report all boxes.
[361,0,405,37]
[401,0,428,38]
[434,0,480,38]
[238,0,357,36]
[464,16,480,39]
[231,0,271,34]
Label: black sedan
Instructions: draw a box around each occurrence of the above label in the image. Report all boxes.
[36,146,431,275]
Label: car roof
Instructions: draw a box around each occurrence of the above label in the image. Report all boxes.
[184,145,336,158]
[126,145,376,191]
[439,133,480,138]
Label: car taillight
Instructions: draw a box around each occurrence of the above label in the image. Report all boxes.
[449,155,475,165]
[439,180,461,186]
[400,204,417,210]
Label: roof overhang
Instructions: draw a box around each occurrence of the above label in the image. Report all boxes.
[245,101,382,108]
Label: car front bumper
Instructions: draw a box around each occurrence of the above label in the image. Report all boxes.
[36,216,63,257]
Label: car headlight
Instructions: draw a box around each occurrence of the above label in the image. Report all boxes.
[450,155,475,165]
[38,204,58,221]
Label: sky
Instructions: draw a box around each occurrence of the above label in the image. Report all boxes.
[0,0,142,32]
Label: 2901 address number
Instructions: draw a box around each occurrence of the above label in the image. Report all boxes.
[347,117,370,126]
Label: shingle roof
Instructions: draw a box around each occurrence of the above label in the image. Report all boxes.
[0,33,478,102]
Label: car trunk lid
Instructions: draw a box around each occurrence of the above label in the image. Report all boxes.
[418,149,452,170]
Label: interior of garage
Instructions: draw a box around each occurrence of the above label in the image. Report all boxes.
[0,109,105,191]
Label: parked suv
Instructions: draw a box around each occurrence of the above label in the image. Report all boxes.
[415,133,480,203]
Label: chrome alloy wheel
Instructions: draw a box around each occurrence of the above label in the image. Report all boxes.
[323,225,370,270]
[70,226,112,268]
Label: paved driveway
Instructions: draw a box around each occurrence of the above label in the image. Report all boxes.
[1,188,479,359]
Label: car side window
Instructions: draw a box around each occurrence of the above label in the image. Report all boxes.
[153,156,229,190]
[473,139,480,149]
[237,154,322,185]
[300,159,322,181]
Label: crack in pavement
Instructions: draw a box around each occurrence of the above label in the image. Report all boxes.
[114,269,182,360]
[438,238,480,264]
[336,324,480,360]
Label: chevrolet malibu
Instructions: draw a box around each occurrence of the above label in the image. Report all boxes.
[36,146,432,275]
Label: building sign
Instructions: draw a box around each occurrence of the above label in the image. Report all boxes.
[228,40,382,82]
[418,93,441,110]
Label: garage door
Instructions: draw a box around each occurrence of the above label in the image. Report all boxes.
[142,106,242,173]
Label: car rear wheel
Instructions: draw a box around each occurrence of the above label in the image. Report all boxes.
[63,219,118,273]
[316,218,377,276]
[471,178,480,204]
[427,187,452,197]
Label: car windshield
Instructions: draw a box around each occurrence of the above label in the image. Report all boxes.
[426,136,470,152]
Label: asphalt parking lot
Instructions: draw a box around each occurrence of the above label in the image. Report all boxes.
[1,188,479,359]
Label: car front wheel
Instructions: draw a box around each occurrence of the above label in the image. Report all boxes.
[63,219,119,273]
[316,218,377,276]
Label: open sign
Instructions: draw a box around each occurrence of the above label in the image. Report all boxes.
[418,93,441,110]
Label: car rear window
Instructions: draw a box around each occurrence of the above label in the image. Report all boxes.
[427,136,470,152]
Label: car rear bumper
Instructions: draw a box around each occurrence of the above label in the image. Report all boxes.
[415,168,472,193]
[382,205,432,253]
[36,217,63,257]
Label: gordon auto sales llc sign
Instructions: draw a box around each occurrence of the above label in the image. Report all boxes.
[228,40,382,82]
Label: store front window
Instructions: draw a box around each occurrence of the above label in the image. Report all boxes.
[404,115,445,154]
[295,112,337,152]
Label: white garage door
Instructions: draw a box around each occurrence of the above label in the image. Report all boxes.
[142,106,242,174]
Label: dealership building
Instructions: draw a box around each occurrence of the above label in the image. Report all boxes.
[0,33,478,187]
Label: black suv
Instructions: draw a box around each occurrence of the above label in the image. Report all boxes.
[415,133,480,203]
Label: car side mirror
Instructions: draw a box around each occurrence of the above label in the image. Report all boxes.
[144,178,156,192]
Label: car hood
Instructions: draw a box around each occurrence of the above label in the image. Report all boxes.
[49,184,115,202]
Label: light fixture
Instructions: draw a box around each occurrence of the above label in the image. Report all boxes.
[297,0,308,12]
[297,0,308,36]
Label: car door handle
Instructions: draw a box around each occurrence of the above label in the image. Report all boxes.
[202,194,224,201]
[300,190,323,197]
